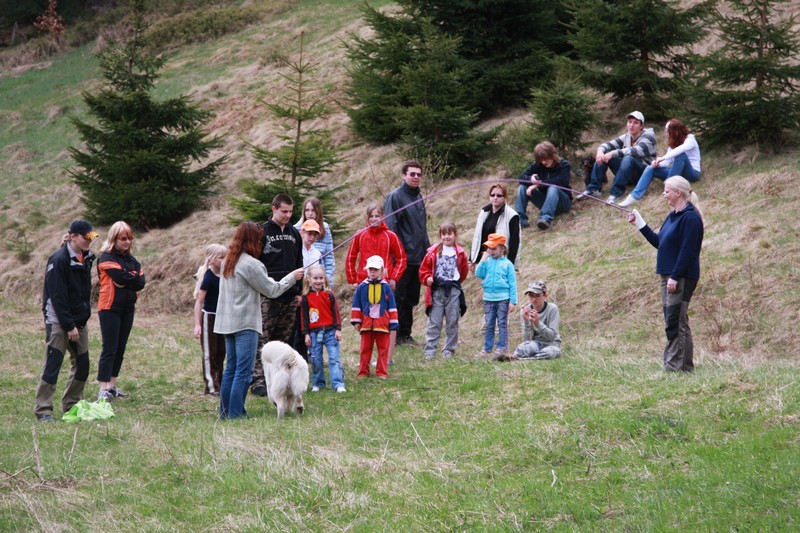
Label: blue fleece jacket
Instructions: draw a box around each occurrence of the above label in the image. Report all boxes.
[475,256,517,304]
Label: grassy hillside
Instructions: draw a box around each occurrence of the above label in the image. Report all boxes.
[1,1,799,530]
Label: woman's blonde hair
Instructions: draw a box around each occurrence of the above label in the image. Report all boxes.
[664,176,703,221]
[100,221,134,254]
[193,243,227,299]
[302,264,329,295]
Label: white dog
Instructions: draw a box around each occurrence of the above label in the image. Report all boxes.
[261,341,309,419]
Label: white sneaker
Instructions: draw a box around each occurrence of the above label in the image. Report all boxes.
[618,194,639,207]
[576,189,600,200]
[607,195,619,204]
[311,386,320,392]
[336,386,347,393]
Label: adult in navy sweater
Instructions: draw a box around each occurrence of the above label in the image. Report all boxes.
[629,176,704,372]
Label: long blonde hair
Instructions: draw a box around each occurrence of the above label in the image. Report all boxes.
[302,264,329,296]
[193,243,227,299]
[665,176,703,222]
[100,221,134,254]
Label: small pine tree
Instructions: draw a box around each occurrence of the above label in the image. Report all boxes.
[690,0,800,150]
[343,5,422,143]
[69,0,225,229]
[231,32,345,224]
[392,20,498,178]
[566,0,712,114]
[401,0,573,113]
[345,6,497,178]
[529,58,599,156]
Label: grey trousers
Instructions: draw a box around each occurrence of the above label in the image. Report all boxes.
[661,276,697,372]
[424,287,462,357]
[34,323,90,418]
[513,340,561,360]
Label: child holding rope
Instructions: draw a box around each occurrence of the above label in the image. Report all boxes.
[475,233,517,359]
[419,221,469,360]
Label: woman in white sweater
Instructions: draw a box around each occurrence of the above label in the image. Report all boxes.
[214,222,303,420]
[619,118,701,207]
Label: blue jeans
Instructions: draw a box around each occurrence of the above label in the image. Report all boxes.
[528,186,571,223]
[310,328,344,390]
[588,155,647,197]
[220,329,258,420]
[516,184,532,226]
[630,153,701,200]
[483,300,510,352]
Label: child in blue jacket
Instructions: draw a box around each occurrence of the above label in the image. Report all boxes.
[474,233,517,358]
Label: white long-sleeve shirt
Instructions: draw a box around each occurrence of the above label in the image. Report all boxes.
[658,134,701,173]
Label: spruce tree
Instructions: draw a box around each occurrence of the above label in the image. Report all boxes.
[69,0,224,229]
[528,59,598,157]
[345,5,496,177]
[566,0,711,113]
[690,0,800,150]
[401,0,572,112]
[231,32,344,224]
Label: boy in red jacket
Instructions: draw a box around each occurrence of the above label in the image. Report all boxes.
[419,222,469,360]
[351,256,398,378]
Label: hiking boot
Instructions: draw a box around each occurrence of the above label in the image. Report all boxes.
[251,385,268,397]
[38,414,53,423]
[475,350,491,358]
[536,218,551,230]
[442,350,453,359]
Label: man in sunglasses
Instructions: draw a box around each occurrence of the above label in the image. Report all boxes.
[35,220,97,422]
[383,160,430,347]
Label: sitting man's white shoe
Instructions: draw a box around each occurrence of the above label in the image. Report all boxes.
[607,195,619,204]
[618,194,639,207]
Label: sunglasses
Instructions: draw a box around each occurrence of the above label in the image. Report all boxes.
[490,193,505,198]
[407,172,422,177]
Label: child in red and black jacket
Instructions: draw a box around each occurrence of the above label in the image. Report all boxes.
[300,265,346,392]
[350,255,398,378]
[419,221,469,360]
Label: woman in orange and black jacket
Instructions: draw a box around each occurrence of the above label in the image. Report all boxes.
[96,221,145,401]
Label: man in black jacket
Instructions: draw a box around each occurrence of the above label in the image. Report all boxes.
[384,160,430,346]
[34,220,97,421]
[250,194,304,396]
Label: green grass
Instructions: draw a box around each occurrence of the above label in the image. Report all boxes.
[2,0,800,529]
[1,303,798,531]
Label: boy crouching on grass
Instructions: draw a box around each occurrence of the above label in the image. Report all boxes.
[502,280,561,361]
[351,256,398,379]
[419,221,469,360]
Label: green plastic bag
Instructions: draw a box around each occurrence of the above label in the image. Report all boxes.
[62,398,115,422]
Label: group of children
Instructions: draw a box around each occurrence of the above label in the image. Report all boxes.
[192,221,562,396]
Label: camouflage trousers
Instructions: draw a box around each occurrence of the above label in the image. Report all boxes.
[250,297,298,392]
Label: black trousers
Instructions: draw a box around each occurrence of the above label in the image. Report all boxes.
[97,309,135,381]
[395,264,421,338]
